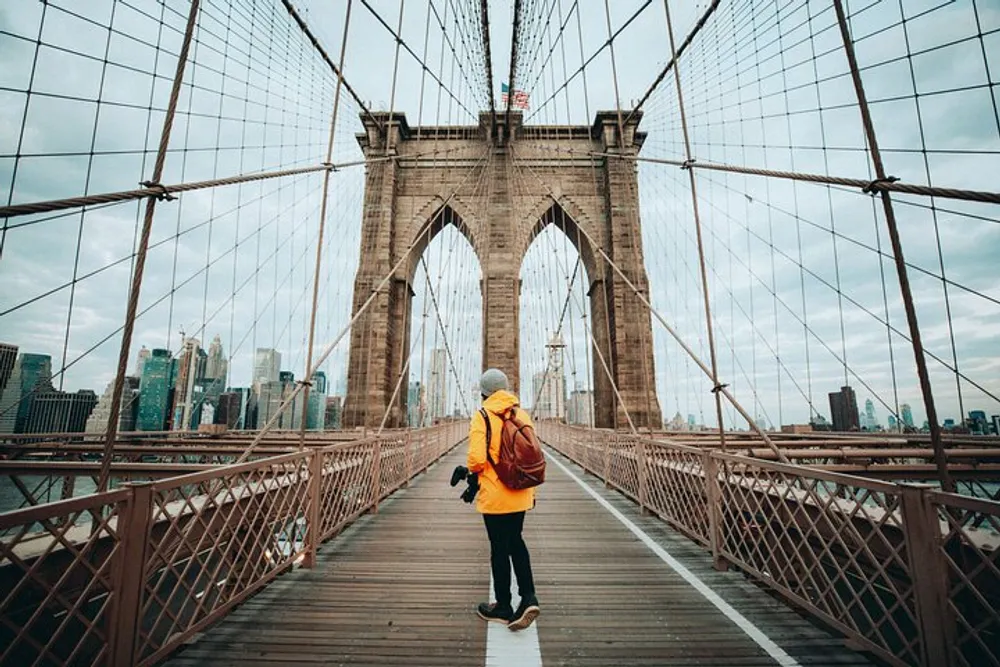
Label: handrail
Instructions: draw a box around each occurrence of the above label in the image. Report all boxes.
[539,421,1000,667]
[0,423,465,667]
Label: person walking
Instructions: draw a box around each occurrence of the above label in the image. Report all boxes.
[468,368,541,631]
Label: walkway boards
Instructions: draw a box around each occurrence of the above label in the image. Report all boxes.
[166,448,874,666]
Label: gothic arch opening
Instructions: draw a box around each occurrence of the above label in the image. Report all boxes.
[523,202,600,283]
[405,203,482,287]
[406,219,482,427]
[519,204,604,427]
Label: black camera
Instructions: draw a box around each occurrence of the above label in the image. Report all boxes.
[449,465,479,503]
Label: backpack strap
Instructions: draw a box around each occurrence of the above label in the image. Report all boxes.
[480,404,522,468]
[479,408,495,467]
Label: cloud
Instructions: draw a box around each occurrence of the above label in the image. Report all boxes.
[1,0,996,433]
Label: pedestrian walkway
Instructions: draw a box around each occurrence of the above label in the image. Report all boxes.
[165,447,874,666]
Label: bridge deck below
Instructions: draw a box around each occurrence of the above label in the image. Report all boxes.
[166,448,873,666]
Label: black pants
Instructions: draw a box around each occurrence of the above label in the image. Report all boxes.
[483,511,535,607]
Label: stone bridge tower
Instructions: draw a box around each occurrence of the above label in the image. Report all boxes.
[342,110,662,431]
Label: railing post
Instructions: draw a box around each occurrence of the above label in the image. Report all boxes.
[637,439,649,514]
[603,434,610,487]
[303,450,322,568]
[403,429,412,487]
[423,429,430,472]
[110,482,153,667]
[587,429,593,470]
[899,484,953,667]
[370,438,381,514]
[704,453,727,571]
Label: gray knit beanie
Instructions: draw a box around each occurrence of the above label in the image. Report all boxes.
[480,368,509,397]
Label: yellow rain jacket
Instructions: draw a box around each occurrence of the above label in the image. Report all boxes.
[467,390,536,515]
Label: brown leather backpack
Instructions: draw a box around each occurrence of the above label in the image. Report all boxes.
[480,406,546,490]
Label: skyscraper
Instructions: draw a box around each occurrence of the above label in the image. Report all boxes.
[306,371,327,430]
[134,346,151,377]
[254,348,281,384]
[171,337,207,431]
[136,349,175,431]
[968,410,988,435]
[532,335,567,420]
[0,353,52,434]
[216,389,250,429]
[828,386,860,432]
[197,336,228,417]
[567,389,593,426]
[407,381,425,427]
[862,398,878,430]
[312,370,327,394]
[547,335,566,419]
[26,389,97,434]
[531,372,546,415]
[254,380,281,429]
[280,371,301,430]
[325,395,343,430]
[427,348,447,422]
[245,388,259,429]
[255,371,300,430]
[0,343,18,397]
[901,403,915,429]
[86,376,141,434]
[205,335,227,381]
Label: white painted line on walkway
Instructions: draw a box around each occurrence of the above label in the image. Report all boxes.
[485,567,543,667]
[549,453,801,667]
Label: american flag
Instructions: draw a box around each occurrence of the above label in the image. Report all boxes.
[501,82,529,110]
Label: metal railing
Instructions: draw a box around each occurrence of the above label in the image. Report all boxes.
[539,422,1000,667]
[0,422,464,667]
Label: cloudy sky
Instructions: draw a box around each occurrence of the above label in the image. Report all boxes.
[1,0,997,429]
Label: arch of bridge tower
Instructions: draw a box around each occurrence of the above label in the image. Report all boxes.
[520,200,621,428]
[521,200,601,284]
[404,200,484,288]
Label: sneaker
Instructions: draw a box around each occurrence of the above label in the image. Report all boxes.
[508,597,540,631]
[477,602,513,624]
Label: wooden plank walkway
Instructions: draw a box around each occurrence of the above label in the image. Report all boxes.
[165,447,875,666]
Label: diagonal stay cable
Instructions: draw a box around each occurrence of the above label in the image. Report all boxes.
[521,0,574,98]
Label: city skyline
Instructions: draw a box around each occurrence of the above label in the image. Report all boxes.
[3,331,997,435]
[0,335,349,435]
